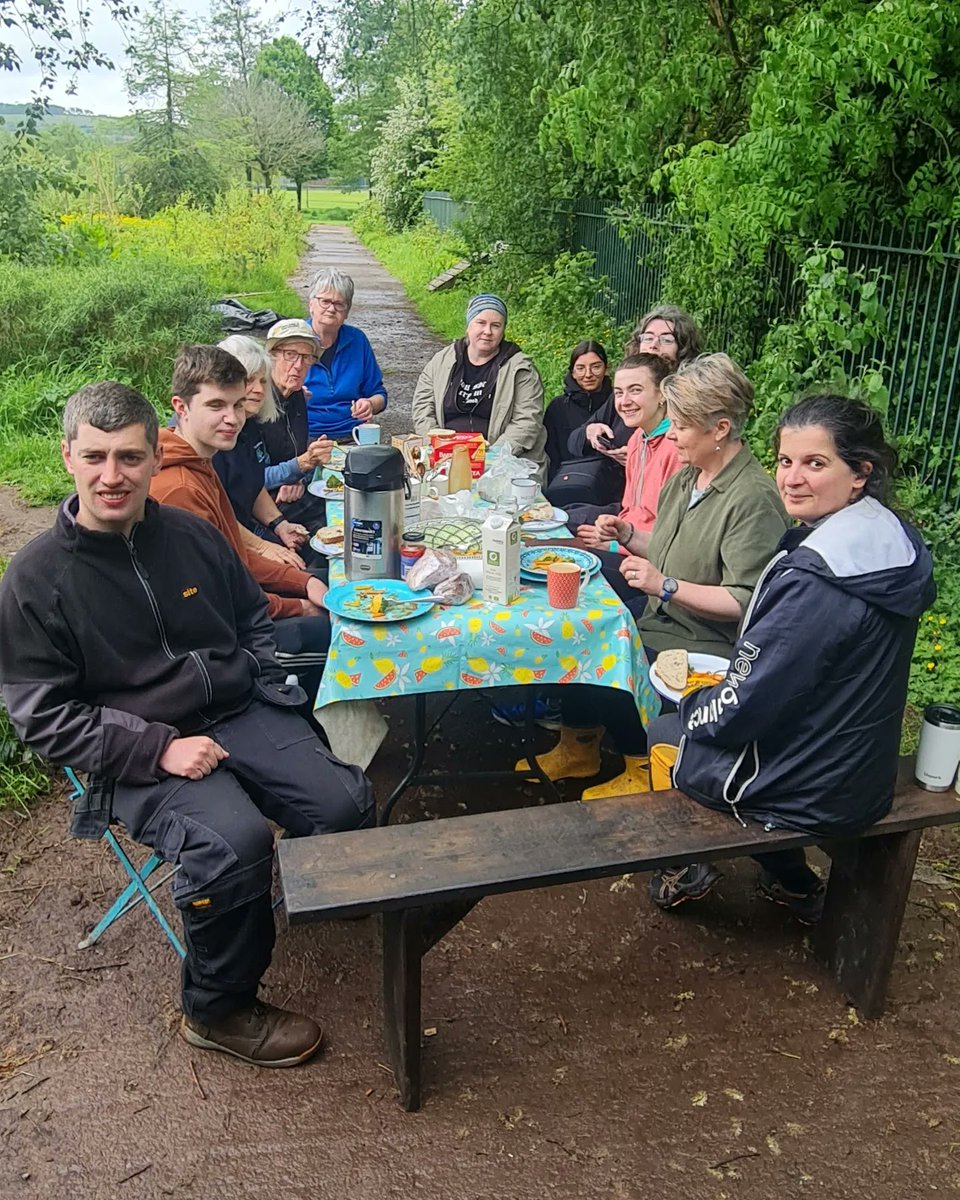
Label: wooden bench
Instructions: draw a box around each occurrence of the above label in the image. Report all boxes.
[278,768,960,1110]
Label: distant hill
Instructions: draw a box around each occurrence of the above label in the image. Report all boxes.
[0,104,133,141]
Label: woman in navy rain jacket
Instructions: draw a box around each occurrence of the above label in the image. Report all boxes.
[646,394,936,919]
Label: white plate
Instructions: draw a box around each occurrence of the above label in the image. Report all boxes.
[309,533,344,557]
[307,479,346,501]
[520,506,568,533]
[648,652,730,704]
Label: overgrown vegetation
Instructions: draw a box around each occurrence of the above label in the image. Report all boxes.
[0,190,304,504]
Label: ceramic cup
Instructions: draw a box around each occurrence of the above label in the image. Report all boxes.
[352,423,382,445]
[547,562,586,609]
[512,477,538,506]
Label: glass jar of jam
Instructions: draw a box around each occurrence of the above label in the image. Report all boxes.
[399,532,426,581]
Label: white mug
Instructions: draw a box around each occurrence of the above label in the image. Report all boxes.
[352,423,382,446]
[511,477,538,506]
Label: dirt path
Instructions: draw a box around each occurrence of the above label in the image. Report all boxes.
[2,228,960,1200]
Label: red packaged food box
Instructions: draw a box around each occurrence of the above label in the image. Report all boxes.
[428,431,486,477]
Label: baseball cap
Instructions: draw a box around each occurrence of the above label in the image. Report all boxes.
[265,318,321,353]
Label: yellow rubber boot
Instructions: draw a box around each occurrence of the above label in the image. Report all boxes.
[515,726,603,782]
[580,755,651,801]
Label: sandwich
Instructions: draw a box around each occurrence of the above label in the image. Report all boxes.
[317,526,344,546]
[656,649,689,692]
[521,501,555,523]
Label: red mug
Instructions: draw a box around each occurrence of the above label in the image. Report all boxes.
[547,562,585,609]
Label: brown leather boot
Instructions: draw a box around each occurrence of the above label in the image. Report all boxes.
[180,1001,324,1068]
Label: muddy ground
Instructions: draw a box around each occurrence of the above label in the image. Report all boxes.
[2,229,960,1200]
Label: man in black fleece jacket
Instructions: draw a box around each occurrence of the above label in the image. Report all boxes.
[0,381,373,1068]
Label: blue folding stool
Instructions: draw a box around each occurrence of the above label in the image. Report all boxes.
[65,768,185,958]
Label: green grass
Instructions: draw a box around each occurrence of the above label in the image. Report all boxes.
[301,188,368,224]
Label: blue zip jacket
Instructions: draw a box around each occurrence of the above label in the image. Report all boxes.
[673,498,936,835]
[304,324,387,440]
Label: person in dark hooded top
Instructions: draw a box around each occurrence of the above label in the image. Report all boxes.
[543,341,613,477]
[644,394,936,921]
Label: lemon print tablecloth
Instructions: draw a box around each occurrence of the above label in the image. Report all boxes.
[317,560,660,729]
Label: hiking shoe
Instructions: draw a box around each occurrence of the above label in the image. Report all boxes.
[649,862,722,910]
[757,871,826,925]
[491,698,562,731]
[180,1000,324,1068]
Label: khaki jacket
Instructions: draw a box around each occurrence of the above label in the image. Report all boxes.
[412,343,547,479]
[637,445,790,657]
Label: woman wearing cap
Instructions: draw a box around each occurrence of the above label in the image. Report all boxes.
[305,268,387,441]
[262,318,333,527]
[412,294,547,478]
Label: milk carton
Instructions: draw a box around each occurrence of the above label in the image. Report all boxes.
[482,510,521,604]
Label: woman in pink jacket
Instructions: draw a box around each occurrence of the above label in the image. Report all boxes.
[576,353,680,551]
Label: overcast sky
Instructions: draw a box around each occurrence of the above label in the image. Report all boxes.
[1,0,301,117]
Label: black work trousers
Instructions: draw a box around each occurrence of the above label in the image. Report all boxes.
[112,701,373,1022]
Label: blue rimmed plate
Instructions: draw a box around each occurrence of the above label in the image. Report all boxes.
[324,580,436,624]
[519,545,601,582]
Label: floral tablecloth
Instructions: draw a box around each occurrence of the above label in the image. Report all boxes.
[317,555,660,729]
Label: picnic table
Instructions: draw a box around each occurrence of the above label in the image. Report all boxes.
[314,457,660,821]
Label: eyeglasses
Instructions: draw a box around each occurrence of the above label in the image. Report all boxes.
[312,297,348,313]
[277,349,317,366]
[639,331,677,348]
[573,363,606,374]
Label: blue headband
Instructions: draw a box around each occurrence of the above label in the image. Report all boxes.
[466,293,507,325]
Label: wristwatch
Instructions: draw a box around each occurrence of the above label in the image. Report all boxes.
[267,515,287,531]
[659,576,679,604]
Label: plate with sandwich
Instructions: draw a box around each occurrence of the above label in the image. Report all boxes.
[519,503,568,532]
[649,649,730,704]
[309,526,344,557]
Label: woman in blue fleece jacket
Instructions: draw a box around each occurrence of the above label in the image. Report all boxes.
[645,394,935,920]
[303,268,387,440]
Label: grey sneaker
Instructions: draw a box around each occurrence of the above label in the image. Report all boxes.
[180,1000,324,1068]
[757,871,826,925]
[649,862,722,910]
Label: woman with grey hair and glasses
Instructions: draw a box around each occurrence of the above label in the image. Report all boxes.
[304,268,387,441]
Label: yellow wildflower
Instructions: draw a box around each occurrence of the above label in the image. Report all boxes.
[927,662,936,671]
[934,643,943,652]
[939,617,947,625]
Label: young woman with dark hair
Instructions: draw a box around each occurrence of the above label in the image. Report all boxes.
[543,340,612,482]
[645,394,935,917]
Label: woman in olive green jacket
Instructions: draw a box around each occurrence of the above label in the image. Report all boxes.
[412,294,548,480]
[518,354,789,798]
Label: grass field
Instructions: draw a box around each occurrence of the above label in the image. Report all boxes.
[300,188,368,223]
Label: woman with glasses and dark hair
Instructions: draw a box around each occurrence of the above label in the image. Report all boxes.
[543,340,611,481]
[549,305,703,510]
[304,268,387,442]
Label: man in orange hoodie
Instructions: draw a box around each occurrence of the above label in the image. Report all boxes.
[151,345,331,693]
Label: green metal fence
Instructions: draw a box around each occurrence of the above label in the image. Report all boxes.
[572,199,960,507]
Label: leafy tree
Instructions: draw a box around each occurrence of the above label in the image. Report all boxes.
[205,0,271,84]
[370,79,440,230]
[205,76,324,192]
[256,36,333,202]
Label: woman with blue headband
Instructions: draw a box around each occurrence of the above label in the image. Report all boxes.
[412,294,547,479]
